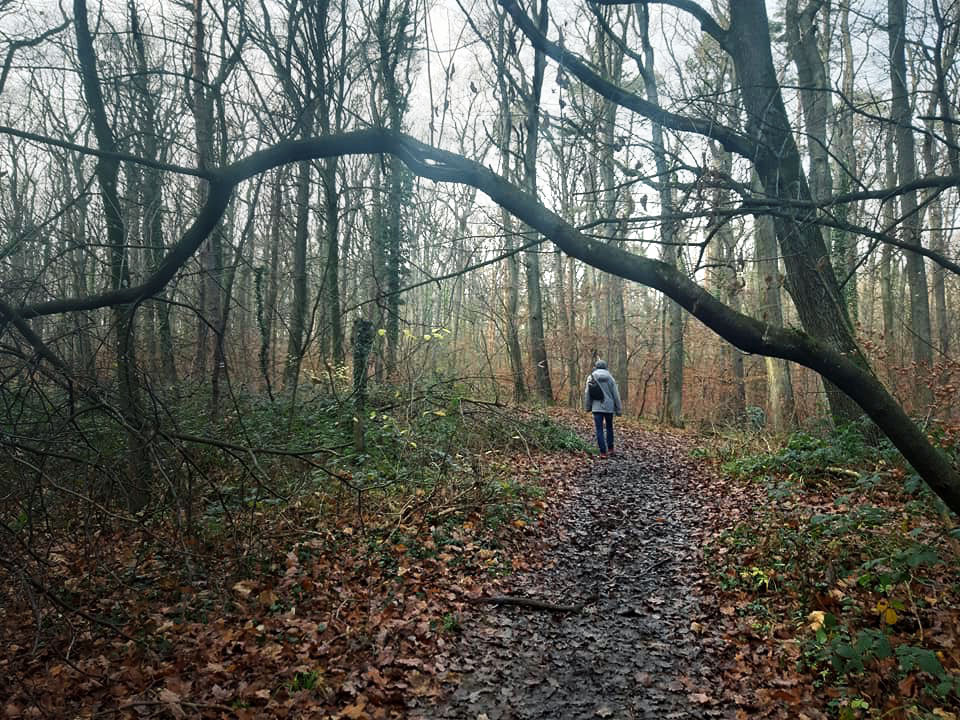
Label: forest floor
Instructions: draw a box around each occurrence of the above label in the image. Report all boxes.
[3,412,959,719]
[416,422,733,720]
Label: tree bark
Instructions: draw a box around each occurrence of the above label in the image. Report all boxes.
[753,173,796,432]
[129,0,176,385]
[726,0,864,424]
[784,0,833,210]
[284,160,310,390]
[376,0,414,379]
[880,129,899,384]
[639,5,682,426]
[709,144,746,423]
[495,11,526,402]
[321,159,344,366]
[74,0,150,511]
[922,119,950,363]
[888,0,934,409]
[258,170,283,394]
[595,10,627,409]
[832,0,859,320]
[520,0,553,404]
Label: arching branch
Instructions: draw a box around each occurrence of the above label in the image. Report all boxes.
[6,129,959,515]
[496,0,754,158]
[592,0,730,50]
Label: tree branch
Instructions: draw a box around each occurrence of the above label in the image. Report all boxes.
[6,128,960,514]
[592,0,729,50]
[0,19,72,95]
[496,0,754,158]
[0,124,214,180]
[17,181,232,319]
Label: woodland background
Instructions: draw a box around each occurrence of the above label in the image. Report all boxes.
[1,0,960,716]
[1,0,956,440]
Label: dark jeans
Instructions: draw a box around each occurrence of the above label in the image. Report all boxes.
[593,412,614,453]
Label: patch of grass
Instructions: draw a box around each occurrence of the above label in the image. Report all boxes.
[288,669,322,692]
[434,612,461,635]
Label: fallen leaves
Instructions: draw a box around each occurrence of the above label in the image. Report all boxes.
[0,434,577,719]
[8,412,957,719]
[340,699,370,719]
[695,430,960,719]
[232,579,257,597]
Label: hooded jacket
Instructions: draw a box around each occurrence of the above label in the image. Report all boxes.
[583,364,622,415]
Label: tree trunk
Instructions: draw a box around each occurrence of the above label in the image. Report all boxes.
[322,158,345,365]
[880,129,898,383]
[922,126,949,362]
[75,0,150,511]
[495,12,526,402]
[832,1,859,320]
[284,160,310,389]
[707,144,745,422]
[784,0,833,210]
[376,0,414,379]
[384,153,404,378]
[352,319,374,452]
[210,183,256,419]
[555,245,578,407]
[753,174,796,432]
[728,0,865,425]
[888,0,934,408]
[592,6,628,406]
[520,0,553,404]
[640,4,682,425]
[189,0,215,381]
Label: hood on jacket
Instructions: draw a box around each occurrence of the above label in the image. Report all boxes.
[591,368,614,382]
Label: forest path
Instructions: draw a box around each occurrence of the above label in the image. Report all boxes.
[414,425,733,719]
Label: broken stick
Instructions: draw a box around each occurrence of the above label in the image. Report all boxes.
[466,593,598,613]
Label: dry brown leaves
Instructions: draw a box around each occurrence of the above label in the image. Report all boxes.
[0,446,583,719]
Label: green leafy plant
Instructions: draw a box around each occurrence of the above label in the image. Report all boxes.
[288,669,321,692]
[440,612,460,634]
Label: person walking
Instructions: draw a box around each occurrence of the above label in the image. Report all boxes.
[584,360,622,457]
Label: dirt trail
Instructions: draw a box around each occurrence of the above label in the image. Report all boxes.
[413,427,732,719]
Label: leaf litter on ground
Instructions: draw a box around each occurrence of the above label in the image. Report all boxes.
[0,408,589,718]
[693,425,960,719]
[5,408,957,719]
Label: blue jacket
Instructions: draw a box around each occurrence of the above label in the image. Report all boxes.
[584,368,622,415]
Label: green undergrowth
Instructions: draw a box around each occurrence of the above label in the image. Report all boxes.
[4,377,588,565]
[190,381,588,522]
[698,422,960,718]
[3,378,588,656]
[1,378,590,716]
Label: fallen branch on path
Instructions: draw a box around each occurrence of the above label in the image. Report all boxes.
[639,557,672,574]
[825,465,860,479]
[466,593,598,613]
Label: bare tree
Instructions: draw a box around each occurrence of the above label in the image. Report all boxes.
[888,0,934,408]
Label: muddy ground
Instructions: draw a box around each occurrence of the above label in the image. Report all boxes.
[413,426,734,719]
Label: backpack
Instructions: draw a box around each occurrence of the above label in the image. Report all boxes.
[587,372,605,402]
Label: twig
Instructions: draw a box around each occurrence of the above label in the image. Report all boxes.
[638,557,672,574]
[96,699,238,717]
[904,576,923,643]
[824,465,860,479]
[466,593,598,613]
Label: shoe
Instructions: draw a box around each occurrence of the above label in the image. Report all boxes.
[608,448,615,456]
[599,452,608,458]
